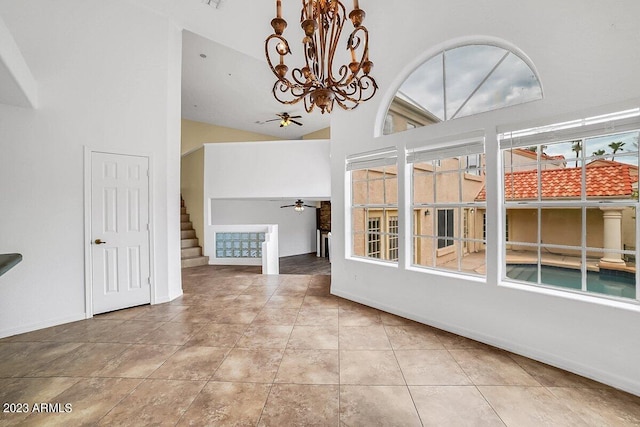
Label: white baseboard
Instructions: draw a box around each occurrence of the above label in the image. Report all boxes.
[0,313,86,339]
[165,289,183,303]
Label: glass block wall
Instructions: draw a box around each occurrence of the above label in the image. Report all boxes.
[215,232,266,258]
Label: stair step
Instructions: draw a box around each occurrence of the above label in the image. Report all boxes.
[181,229,196,239]
[181,256,209,268]
[181,238,199,249]
[181,246,202,258]
[180,198,206,269]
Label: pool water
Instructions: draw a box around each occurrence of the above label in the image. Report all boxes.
[506,264,636,299]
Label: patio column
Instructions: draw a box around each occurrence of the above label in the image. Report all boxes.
[599,207,625,264]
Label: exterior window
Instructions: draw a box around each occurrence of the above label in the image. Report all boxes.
[500,120,639,301]
[388,216,399,261]
[464,154,482,176]
[505,214,509,242]
[367,218,381,258]
[483,213,486,240]
[409,137,486,276]
[437,209,454,248]
[348,149,399,263]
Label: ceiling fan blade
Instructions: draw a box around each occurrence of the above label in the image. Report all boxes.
[291,120,303,126]
[303,205,316,208]
[290,115,302,119]
[280,205,295,208]
[265,118,280,122]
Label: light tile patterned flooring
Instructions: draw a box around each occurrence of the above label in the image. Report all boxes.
[1,265,640,426]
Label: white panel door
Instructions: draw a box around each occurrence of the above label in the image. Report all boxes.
[91,152,151,314]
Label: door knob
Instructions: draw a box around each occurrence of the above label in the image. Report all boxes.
[94,239,107,245]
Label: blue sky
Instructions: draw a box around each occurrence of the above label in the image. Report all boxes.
[543,131,639,167]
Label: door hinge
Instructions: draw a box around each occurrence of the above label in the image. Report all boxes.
[147,277,151,285]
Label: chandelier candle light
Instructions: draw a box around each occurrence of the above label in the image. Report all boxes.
[265,0,377,113]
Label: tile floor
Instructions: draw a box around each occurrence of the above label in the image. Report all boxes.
[1,265,639,426]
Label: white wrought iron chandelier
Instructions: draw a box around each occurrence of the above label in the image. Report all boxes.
[265,0,377,114]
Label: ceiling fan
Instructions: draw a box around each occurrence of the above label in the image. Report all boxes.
[280,199,316,212]
[265,112,303,127]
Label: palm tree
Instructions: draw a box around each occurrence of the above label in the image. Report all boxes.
[571,140,582,167]
[592,149,606,157]
[608,141,625,160]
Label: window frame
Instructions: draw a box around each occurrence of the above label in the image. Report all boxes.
[347,148,399,265]
[500,111,640,302]
[408,134,487,277]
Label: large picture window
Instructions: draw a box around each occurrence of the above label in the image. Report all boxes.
[409,136,486,276]
[348,148,399,263]
[500,113,639,301]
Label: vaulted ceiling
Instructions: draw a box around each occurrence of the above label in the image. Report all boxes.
[137,0,332,140]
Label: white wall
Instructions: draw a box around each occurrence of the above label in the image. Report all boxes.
[209,200,318,258]
[330,1,640,395]
[204,139,331,199]
[0,0,183,337]
[203,139,330,259]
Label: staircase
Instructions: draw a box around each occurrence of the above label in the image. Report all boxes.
[181,198,209,268]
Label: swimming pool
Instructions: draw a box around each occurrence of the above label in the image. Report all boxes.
[506,264,636,299]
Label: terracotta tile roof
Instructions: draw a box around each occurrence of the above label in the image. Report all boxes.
[476,163,637,201]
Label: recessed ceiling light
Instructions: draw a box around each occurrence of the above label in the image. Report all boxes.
[202,0,221,8]
[200,53,207,59]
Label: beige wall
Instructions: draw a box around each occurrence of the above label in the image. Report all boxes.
[182,119,330,154]
[181,119,281,155]
[303,127,331,140]
[507,208,611,257]
[621,207,636,252]
[503,149,566,172]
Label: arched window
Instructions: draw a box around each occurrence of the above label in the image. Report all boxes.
[383,44,542,135]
